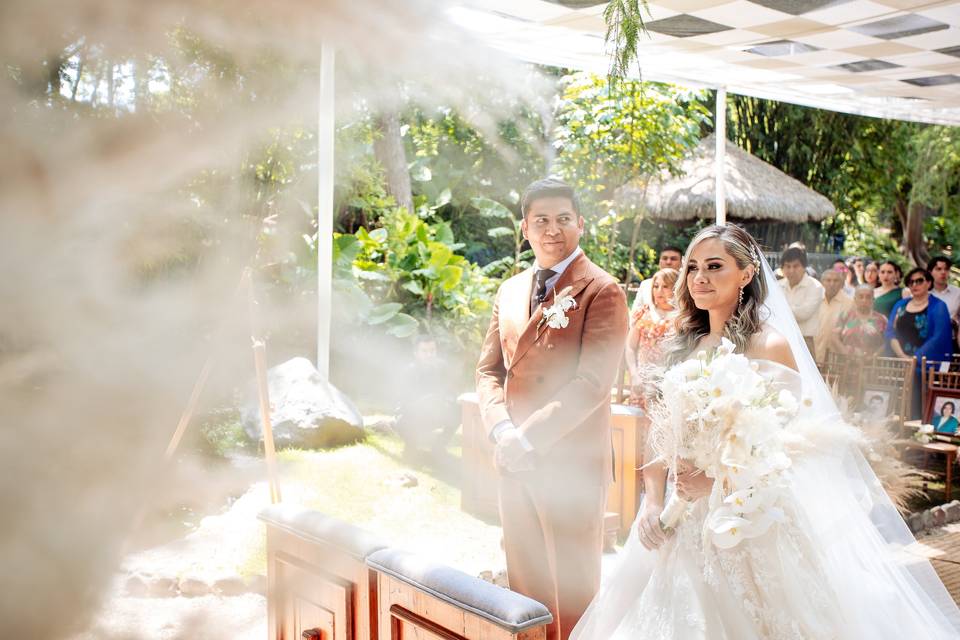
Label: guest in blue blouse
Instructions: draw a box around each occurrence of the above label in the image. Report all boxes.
[886,267,953,418]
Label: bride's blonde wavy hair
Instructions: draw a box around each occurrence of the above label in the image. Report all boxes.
[665,224,768,364]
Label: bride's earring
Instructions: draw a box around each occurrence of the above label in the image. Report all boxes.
[737,286,744,309]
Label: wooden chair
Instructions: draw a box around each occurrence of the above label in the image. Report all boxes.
[901,361,960,501]
[614,354,629,404]
[817,350,855,399]
[921,357,960,408]
[858,356,914,430]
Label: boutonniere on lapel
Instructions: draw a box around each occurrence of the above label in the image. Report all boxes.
[539,286,578,330]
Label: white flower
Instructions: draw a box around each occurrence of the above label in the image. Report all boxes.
[706,497,785,549]
[539,287,577,330]
[674,358,702,381]
[777,389,799,414]
[717,337,736,355]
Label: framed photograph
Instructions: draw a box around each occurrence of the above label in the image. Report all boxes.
[925,390,960,435]
[860,389,891,423]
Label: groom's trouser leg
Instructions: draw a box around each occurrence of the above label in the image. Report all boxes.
[500,474,559,640]
[537,480,607,640]
[500,474,606,640]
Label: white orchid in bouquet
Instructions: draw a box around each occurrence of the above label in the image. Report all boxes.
[650,338,800,550]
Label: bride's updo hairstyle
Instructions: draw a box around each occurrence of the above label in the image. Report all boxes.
[666,224,768,364]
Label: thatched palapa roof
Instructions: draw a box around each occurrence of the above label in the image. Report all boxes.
[617,135,835,223]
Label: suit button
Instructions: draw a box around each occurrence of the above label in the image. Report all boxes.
[536,376,544,384]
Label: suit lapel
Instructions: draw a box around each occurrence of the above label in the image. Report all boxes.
[511,253,594,368]
[500,267,535,369]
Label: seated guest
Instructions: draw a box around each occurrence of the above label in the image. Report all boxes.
[832,285,887,358]
[630,246,682,313]
[816,268,851,362]
[625,268,677,409]
[886,267,953,418]
[934,401,959,435]
[874,260,904,318]
[863,260,879,289]
[394,334,460,457]
[780,246,824,355]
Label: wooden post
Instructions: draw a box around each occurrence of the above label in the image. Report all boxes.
[244,270,282,503]
[715,86,727,226]
[164,356,215,459]
[164,269,249,459]
[317,44,335,380]
[253,339,282,504]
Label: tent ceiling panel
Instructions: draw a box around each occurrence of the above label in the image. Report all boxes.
[453,0,960,124]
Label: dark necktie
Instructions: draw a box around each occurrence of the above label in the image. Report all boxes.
[531,268,556,315]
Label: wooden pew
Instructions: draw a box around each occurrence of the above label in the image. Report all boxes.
[260,504,388,640]
[366,548,552,640]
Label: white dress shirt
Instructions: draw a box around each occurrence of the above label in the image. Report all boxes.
[815,290,852,361]
[780,274,824,338]
[534,246,582,295]
[931,284,960,319]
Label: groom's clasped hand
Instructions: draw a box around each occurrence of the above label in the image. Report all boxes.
[493,427,536,473]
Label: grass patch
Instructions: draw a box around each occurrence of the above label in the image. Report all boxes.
[276,431,503,575]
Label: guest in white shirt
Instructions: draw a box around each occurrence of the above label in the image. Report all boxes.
[815,268,852,362]
[927,256,960,320]
[780,246,824,355]
[630,246,683,314]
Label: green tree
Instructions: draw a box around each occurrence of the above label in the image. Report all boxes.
[552,72,709,279]
[912,126,960,258]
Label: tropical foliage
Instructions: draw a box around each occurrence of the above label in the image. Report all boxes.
[336,207,496,348]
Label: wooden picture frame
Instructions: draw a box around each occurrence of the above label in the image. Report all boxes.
[924,389,960,435]
[860,388,892,423]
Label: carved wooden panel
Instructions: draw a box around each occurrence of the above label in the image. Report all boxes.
[276,552,352,640]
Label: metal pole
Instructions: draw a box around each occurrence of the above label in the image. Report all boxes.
[715,86,727,226]
[317,44,335,379]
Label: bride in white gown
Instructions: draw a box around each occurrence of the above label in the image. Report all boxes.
[571,225,960,639]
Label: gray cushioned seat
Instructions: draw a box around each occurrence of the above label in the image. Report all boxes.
[258,504,388,560]
[366,548,552,633]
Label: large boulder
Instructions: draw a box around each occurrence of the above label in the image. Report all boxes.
[241,357,363,448]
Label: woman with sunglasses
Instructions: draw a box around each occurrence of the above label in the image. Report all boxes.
[886,267,953,417]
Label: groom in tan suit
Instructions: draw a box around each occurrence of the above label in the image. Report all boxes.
[476,178,628,640]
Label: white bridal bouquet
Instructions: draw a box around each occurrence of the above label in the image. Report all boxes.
[651,338,802,550]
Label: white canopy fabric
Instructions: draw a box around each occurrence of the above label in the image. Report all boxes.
[451,0,960,125]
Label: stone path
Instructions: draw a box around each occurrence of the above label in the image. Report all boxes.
[74,482,288,640]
